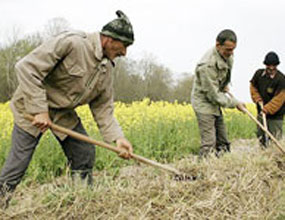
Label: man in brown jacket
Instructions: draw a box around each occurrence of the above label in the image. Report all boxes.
[0,10,134,208]
[250,51,285,147]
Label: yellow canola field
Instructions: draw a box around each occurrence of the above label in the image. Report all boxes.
[0,99,256,137]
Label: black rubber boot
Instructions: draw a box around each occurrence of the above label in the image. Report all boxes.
[0,184,14,209]
[215,144,231,158]
[71,170,93,187]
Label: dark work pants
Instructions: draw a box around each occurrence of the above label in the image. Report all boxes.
[257,115,283,147]
[195,112,230,157]
[0,119,95,192]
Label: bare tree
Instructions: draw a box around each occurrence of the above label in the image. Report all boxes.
[113,54,175,102]
[172,72,194,103]
[43,17,71,38]
[113,58,145,102]
[0,27,22,100]
[0,27,42,102]
[138,56,173,101]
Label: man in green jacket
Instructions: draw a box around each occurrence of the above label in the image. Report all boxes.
[0,10,134,208]
[191,29,246,158]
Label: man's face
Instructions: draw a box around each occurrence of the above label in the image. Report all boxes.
[216,40,236,60]
[265,65,277,75]
[103,38,127,61]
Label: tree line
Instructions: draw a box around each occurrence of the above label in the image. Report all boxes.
[0,18,194,103]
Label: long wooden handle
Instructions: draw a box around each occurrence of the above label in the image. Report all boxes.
[242,108,285,154]
[259,103,268,132]
[24,114,181,175]
[262,112,268,131]
[226,92,284,154]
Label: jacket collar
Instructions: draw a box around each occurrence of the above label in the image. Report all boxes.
[91,32,104,61]
[214,48,233,70]
[261,70,277,79]
[91,32,115,66]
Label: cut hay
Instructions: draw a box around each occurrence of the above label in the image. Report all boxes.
[0,139,284,219]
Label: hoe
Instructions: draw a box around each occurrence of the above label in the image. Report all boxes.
[25,114,195,181]
[227,92,285,155]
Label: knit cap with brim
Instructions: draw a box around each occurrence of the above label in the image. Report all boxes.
[101,10,134,46]
[263,51,280,66]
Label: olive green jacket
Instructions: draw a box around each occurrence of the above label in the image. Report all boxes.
[191,47,239,115]
[10,31,124,142]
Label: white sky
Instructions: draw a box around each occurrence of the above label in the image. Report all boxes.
[0,0,284,102]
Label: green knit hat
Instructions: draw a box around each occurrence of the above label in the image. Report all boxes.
[101,10,134,46]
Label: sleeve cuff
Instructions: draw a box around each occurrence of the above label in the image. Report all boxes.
[24,99,49,114]
[103,132,124,144]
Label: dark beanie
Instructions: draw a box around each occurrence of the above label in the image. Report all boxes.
[263,52,280,66]
[101,10,134,46]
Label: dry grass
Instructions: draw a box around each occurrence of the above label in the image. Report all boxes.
[0,139,284,220]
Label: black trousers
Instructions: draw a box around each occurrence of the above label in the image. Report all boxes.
[0,119,95,191]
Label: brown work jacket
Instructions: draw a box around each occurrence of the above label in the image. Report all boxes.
[10,31,124,142]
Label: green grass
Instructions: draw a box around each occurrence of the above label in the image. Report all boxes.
[0,113,259,185]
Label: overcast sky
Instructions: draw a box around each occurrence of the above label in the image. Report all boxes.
[1,0,284,101]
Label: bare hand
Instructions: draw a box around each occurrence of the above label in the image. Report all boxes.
[258,101,264,109]
[236,102,247,113]
[32,112,51,133]
[261,107,268,115]
[116,137,133,159]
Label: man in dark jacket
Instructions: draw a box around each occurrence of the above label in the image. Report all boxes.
[250,51,285,147]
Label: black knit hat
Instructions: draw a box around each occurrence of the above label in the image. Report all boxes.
[263,52,280,66]
[101,10,134,46]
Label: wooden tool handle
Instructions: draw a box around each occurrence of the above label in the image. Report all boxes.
[242,108,285,154]
[24,114,181,175]
[259,103,268,131]
[226,93,284,154]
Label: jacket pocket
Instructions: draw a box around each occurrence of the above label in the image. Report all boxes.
[57,61,86,106]
[63,57,84,77]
